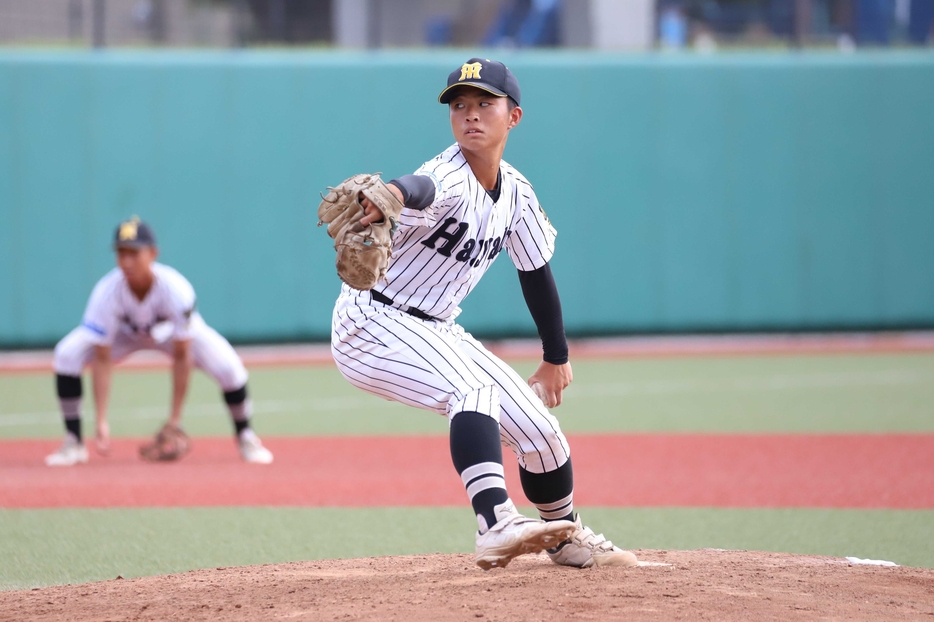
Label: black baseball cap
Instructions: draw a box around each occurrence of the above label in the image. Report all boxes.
[113,216,157,249]
[438,58,521,107]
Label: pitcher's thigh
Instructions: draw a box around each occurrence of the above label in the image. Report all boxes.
[457,334,570,473]
[332,310,499,418]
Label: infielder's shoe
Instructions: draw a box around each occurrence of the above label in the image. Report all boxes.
[474,500,576,571]
[238,429,273,464]
[45,434,89,467]
[546,514,639,568]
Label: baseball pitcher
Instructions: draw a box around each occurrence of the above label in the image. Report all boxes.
[318,59,638,570]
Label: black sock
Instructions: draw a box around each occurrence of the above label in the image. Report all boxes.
[65,418,82,442]
[450,411,509,532]
[223,386,250,436]
[520,458,575,523]
[56,374,83,442]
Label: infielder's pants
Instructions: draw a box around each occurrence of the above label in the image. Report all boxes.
[331,290,570,474]
[54,316,248,392]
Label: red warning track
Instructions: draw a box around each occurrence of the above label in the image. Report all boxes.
[2,434,933,510]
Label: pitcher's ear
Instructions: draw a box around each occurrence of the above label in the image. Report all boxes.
[508,106,523,129]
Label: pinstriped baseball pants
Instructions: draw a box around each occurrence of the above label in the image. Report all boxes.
[331,290,571,474]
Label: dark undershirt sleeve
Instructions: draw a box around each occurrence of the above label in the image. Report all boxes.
[388,175,436,211]
[517,262,569,365]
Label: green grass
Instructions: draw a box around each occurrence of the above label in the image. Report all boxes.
[2,352,933,438]
[553,353,934,433]
[1,506,932,590]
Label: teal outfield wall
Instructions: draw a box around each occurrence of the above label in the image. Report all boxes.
[1,51,933,346]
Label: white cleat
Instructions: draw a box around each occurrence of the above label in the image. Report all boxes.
[475,500,576,571]
[546,514,639,568]
[45,435,89,467]
[238,429,273,464]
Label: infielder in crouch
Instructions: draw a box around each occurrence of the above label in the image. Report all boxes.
[46,217,273,466]
[322,59,638,570]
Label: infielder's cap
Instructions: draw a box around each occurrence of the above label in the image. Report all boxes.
[113,216,157,249]
[438,58,521,107]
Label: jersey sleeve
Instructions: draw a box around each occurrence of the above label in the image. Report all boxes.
[169,295,196,342]
[505,185,557,271]
[80,275,119,346]
[161,269,197,342]
[396,161,465,229]
[388,175,435,210]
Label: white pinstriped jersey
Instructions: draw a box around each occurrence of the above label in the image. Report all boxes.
[80,263,197,345]
[368,143,557,320]
[330,143,571,472]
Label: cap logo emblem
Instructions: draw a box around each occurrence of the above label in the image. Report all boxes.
[459,62,482,81]
[119,221,139,241]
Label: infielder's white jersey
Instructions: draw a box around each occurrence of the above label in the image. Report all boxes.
[374,143,557,320]
[332,145,570,474]
[81,262,196,345]
[55,262,247,391]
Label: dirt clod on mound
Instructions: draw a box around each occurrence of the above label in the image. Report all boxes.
[2,549,933,621]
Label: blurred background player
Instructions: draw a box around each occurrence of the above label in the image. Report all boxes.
[45,217,273,466]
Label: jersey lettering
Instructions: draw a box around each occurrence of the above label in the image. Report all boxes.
[421,217,469,257]
[488,236,503,261]
[373,145,554,320]
[473,233,514,264]
[455,239,476,262]
[423,226,511,266]
[472,240,488,266]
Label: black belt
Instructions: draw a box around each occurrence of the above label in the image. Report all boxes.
[370,290,437,321]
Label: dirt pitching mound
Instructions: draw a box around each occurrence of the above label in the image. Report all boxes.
[3,550,933,621]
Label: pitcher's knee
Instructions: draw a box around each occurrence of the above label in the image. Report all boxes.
[448,384,500,421]
[515,429,570,474]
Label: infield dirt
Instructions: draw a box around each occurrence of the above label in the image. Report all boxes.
[2,549,933,621]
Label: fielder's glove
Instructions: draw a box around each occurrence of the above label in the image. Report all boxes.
[317,173,404,291]
[139,423,191,462]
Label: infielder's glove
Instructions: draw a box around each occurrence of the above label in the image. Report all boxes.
[139,423,191,462]
[317,173,405,291]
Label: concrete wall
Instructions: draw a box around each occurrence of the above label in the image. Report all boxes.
[590,0,655,49]
[332,0,499,48]
[1,51,933,347]
[0,0,236,47]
